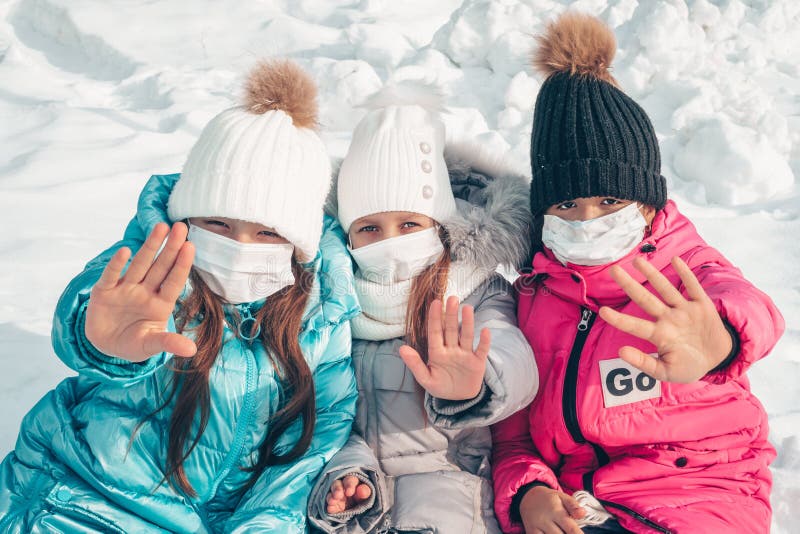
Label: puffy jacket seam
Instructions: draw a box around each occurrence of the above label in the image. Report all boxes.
[314,350,351,370]
[0,469,51,531]
[589,381,748,430]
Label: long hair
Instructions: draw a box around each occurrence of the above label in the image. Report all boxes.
[529,212,545,265]
[158,261,315,498]
[403,227,451,362]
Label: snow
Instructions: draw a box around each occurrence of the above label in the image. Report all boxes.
[0,0,797,529]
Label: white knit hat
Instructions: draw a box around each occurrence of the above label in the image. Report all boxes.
[168,60,331,262]
[336,82,457,233]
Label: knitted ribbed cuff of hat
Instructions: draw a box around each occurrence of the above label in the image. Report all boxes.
[530,157,667,216]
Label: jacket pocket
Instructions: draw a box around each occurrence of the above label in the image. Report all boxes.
[389,470,499,534]
[372,351,420,393]
[40,473,166,534]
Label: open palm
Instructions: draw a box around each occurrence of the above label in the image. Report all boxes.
[85,222,197,362]
[598,257,733,383]
[398,296,491,401]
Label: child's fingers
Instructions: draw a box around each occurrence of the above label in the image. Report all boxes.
[474,328,491,360]
[618,346,665,381]
[330,479,344,499]
[168,334,197,358]
[533,523,560,534]
[553,515,583,534]
[122,223,170,285]
[325,490,338,505]
[398,345,432,389]
[609,265,669,319]
[144,332,197,359]
[598,306,655,342]
[143,223,189,291]
[325,491,345,514]
[95,248,131,291]
[672,256,710,303]
[559,493,586,519]
[444,296,460,347]
[426,300,444,351]
[342,475,359,497]
[459,305,475,353]
[158,242,194,303]
[633,257,684,308]
[355,482,372,501]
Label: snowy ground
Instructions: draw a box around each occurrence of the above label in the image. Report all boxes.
[0,0,797,530]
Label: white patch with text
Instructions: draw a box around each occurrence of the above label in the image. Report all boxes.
[599,357,661,408]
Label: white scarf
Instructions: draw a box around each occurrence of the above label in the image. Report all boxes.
[351,262,493,341]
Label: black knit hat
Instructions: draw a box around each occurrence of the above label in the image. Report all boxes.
[529,13,667,216]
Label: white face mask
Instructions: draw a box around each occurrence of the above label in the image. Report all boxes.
[349,226,445,284]
[541,202,647,267]
[188,224,296,304]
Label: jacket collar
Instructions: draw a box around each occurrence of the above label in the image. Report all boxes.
[526,201,709,309]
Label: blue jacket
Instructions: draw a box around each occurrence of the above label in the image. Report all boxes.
[0,174,360,533]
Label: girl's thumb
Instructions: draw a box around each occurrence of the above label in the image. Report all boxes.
[561,494,586,519]
[147,332,197,358]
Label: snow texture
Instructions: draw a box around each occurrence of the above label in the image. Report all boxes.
[0,0,797,529]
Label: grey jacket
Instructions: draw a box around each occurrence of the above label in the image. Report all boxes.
[309,142,538,534]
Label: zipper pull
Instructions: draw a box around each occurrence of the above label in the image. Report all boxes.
[237,306,261,341]
[577,308,592,331]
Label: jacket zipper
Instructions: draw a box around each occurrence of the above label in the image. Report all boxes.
[599,500,671,534]
[562,308,595,443]
[563,307,672,534]
[205,308,259,501]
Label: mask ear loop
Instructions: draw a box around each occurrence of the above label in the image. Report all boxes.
[636,204,653,236]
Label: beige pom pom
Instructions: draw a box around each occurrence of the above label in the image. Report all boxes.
[244,59,318,129]
[532,12,618,86]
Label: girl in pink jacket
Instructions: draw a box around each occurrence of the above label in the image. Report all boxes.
[491,13,785,534]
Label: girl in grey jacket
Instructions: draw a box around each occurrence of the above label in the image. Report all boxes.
[307,85,538,534]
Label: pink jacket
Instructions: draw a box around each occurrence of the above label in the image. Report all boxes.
[492,201,784,534]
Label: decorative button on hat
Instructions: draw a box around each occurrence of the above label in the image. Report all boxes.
[337,80,457,233]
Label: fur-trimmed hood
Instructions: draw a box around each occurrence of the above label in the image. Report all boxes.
[325,140,532,272]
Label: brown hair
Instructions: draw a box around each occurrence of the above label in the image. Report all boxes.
[404,227,451,361]
[156,262,315,498]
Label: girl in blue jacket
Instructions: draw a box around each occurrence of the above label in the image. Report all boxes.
[0,60,359,533]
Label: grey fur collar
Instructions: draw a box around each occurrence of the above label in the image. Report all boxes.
[325,140,532,272]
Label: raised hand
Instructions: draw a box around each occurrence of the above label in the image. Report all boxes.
[598,256,733,383]
[518,486,586,534]
[84,222,197,362]
[398,296,491,401]
[326,475,372,515]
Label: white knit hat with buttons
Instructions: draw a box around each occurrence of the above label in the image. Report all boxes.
[168,60,331,262]
[336,82,457,233]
